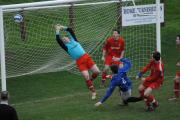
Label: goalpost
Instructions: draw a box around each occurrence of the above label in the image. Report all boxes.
[0,0,162,92]
[0,0,86,92]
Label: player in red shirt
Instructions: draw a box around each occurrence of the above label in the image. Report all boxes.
[169,35,180,101]
[124,52,164,111]
[101,29,125,87]
[135,51,164,111]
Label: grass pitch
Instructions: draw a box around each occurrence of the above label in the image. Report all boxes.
[0,0,180,120]
[6,72,180,120]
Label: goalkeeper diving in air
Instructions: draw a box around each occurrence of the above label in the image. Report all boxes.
[55,24,100,100]
[95,58,132,107]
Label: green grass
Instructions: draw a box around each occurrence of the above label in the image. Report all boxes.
[7,72,180,120]
[0,0,180,120]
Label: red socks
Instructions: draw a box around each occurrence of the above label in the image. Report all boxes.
[102,72,107,83]
[91,72,99,81]
[174,81,180,98]
[145,95,155,106]
[139,90,156,107]
[86,80,95,92]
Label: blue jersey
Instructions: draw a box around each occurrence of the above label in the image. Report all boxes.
[100,58,132,103]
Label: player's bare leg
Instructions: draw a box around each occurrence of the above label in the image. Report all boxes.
[89,64,100,100]
[138,84,158,111]
[81,70,96,100]
[90,64,100,81]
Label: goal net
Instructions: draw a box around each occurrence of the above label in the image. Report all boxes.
[1,0,160,78]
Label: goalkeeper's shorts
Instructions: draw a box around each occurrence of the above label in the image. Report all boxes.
[176,70,180,77]
[76,53,95,72]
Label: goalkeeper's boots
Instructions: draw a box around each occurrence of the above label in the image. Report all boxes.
[92,92,97,100]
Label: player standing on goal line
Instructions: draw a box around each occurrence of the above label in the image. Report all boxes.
[95,58,132,107]
[125,51,164,112]
[55,24,100,100]
[101,29,125,87]
[168,35,180,101]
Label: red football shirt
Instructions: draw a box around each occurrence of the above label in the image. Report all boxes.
[103,36,125,57]
[141,59,164,83]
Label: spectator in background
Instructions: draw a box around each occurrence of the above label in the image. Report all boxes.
[0,91,19,120]
[168,35,180,101]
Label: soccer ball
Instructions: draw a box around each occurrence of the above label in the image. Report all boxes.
[14,14,23,23]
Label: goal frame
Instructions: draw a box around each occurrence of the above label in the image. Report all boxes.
[0,0,85,92]
[0,0,161,92]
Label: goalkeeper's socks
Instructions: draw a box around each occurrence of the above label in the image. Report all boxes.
[174,81,180,98]
[91,72,99,81]
[89,86,96,93]
[86,80,96,92]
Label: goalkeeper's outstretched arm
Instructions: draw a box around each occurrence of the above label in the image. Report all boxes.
[55,24,68,52]
[59,25,78,42]
[66,27,78,42]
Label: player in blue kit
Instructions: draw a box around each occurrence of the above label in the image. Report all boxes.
[95,58,132,106]
[55,24,100,100]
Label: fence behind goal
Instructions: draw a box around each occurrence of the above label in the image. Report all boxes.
[1,0,158,78]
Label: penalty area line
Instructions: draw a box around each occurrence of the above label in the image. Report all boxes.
[12,89,105,106]
[12,77,172,106]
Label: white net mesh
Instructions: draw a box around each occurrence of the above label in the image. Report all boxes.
[2,0,157,78]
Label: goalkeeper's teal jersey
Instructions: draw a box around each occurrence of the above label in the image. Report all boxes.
[56,27,86,60]
[66,39,86,60]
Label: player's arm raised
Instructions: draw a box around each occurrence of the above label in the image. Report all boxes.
[66,27,78,42]
[55,24,68,52]
[59,25,78,42]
